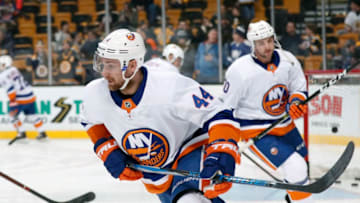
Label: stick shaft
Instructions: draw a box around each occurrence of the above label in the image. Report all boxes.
[0,171,96,203]
[0,171,55,202]
[241,151,283,182]
[129,141,354,193]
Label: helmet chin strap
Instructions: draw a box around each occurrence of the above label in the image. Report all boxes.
[251,35,282,58]
[119,65,140,90]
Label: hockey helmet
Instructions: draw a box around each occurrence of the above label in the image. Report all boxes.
[94,29,146,90]
[0,55,12,72]
[247,20,281,56]
[162,44,184,67]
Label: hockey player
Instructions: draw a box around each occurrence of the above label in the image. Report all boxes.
[162,43,184,70]
[0,55,48,145]
[220,21,312,203]
[81,29,241,203]
[143,44,184,73]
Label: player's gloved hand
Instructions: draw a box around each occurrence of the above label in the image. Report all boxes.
[200,140,240,199]
[94,138,143,181]
[289,101,307,120]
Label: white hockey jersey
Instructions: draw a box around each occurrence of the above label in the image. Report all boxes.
[0,66,35,104]
[143,57,179,73]
[220,50,307,140]
[81,64,239,193]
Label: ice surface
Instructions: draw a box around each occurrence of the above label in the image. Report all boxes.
[0,139,359,203]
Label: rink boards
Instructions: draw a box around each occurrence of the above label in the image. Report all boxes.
[0,85,359,146]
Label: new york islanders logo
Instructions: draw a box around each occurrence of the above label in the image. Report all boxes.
[126,33,135,40]
[122,128,169,167]
[262,84,288,116]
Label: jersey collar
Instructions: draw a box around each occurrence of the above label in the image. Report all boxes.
[252,50,280,72]
[110,67,148,112]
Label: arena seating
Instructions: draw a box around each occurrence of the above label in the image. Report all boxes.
[10,0,359,81]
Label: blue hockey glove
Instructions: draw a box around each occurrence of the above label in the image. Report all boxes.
[94,138,142,181]
[200,140,240,199]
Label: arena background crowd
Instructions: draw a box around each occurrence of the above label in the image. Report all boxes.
[0,0,359,86]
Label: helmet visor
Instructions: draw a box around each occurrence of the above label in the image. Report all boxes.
[93,51,123,73]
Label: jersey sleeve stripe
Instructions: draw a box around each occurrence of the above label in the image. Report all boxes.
[86,124,111,144]
[208,123,241,143]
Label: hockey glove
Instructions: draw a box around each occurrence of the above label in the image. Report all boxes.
[94,138,143,181]
[289,101,307,120]
[200,140,240,199]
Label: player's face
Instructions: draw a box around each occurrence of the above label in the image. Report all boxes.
[100,58,123,90]
[168,54,182,69]
[254,36,275,64]
[173,57,183,69]
[100,58,137,91]
[0,64,5,72]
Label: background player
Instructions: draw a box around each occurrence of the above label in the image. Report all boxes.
[162,43,184,70]
[220,21,312,203]
[0,55,48,145]
[81,29,241,203]
[143,43,184,73]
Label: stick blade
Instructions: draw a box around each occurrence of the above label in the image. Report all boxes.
[64,192,96,203]
[305,141,354,193]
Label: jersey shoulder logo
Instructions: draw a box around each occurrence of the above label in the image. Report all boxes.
[122,128,169,167]
[262,84,288,116]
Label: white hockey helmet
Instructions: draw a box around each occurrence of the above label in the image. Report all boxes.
[162,44,184,67]
[246,20,281,56]
[94,28,146,90]
[0,55,12,72]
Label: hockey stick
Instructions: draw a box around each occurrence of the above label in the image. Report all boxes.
[241,151,283,182]
[8,135,26,145]
[128,141,354,193]
[8,137,25,145]
[239,61,360,152]
[0,171,95,203]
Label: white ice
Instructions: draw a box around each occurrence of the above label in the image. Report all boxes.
[0,139,359,203]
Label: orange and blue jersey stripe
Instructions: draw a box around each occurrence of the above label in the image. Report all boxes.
[237,117,295,140]
[7,84,36,104]
[7,86,16,101]
[15,92,36,104]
